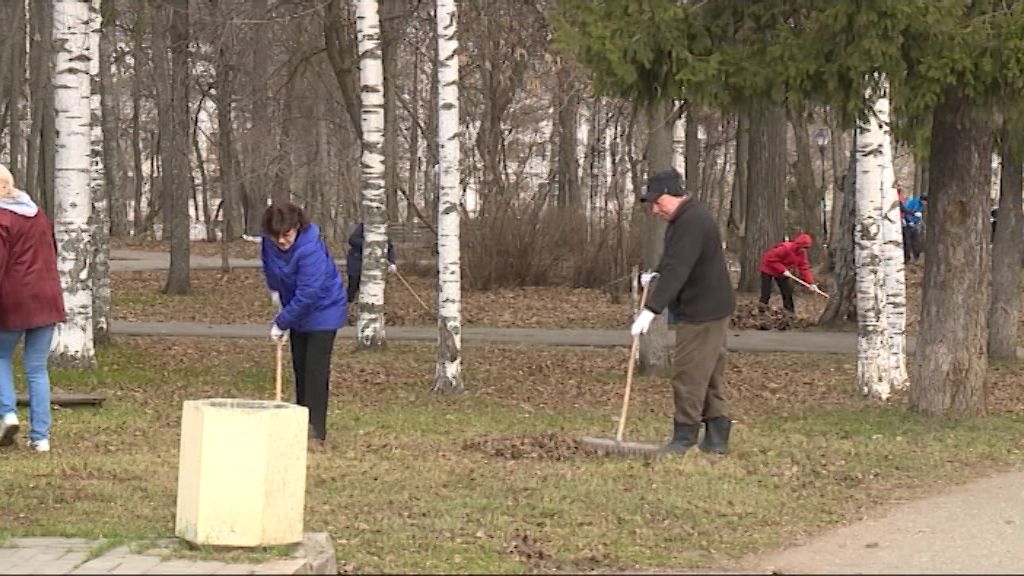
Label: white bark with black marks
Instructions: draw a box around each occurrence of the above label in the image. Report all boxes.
[433,0,463,394]
[52,0,96,368]
[356,0,389,349]
[854,85,907,400]
[89,0,111,344]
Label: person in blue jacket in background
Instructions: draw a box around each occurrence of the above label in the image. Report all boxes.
[261,202,346,445]
[900,189,924,263]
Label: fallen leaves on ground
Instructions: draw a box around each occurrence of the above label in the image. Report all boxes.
[463,432,587,461]
[731,301,814,331]
[112,268,630,328]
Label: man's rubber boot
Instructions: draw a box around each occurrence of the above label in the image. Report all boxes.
[699,416,732,455]
[659,421,700,455]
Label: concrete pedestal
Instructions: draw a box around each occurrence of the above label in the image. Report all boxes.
[175,399,309,547]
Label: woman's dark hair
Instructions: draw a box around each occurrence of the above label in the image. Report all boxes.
[262,202,310,237]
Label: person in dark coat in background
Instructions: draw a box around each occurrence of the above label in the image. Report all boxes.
[0,163,65,453]
[758,233,818,314]
[261,203,347,445]
[345,223,396,304]
[631,168,736,455]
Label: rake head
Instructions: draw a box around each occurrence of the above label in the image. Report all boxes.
[579,436,665,458]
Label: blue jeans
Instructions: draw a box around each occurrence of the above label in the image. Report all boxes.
[0,325,56,442]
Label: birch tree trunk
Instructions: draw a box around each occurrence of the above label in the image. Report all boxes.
[878,95,909,393]
[355,0,389,349]
[52,0,96,369]
[854,87,907,399]
[911,88,993,417]
[987,139,1023,359]
[88,0,112,345]
[433,0,463,394]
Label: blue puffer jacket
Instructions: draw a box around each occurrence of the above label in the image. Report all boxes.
[262,224,347,332]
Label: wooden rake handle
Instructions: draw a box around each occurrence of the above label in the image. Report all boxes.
[616,277,654,442]
[393,268,433,314]
[275,341,284,402]
[784,271,830,299]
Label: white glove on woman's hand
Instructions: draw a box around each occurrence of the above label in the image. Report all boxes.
[270,291,282,310]
[270,323,289,343]
[630,309,656,336]
[388,263,398,273]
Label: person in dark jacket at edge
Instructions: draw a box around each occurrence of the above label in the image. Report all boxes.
[261,203,347,447]
[758,233,818,314]
[345,222,397,305]
[631,168,736,455]
[0,163,66,453]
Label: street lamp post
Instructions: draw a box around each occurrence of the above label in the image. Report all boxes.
[814,128,830,242]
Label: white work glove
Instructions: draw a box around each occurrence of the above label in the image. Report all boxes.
[639,271,658,289]
[270,291,281,310]
[388,263,398,273]
[270,323,289,343]
[630,309,656,336]
[782,270,795,279]
[914,212,922,218]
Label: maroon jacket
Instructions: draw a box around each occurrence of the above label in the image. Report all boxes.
[0,197,65,330]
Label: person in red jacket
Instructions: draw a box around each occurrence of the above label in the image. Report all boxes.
[0,164,65,453]
[758,233,818,314]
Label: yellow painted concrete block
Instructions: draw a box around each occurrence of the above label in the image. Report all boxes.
[175,399,309,547]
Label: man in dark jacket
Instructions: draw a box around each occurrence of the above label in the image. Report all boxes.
[631,168,736,455]
[345,223,396,304]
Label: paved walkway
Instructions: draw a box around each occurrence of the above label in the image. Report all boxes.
[0,533,336,575]
[111,319,869,353]
[736,467,1024,574]
[111,249,269,272]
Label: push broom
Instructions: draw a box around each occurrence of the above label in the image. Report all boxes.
[580,275,664,457]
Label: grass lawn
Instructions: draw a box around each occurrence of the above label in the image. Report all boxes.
[2,337,1024,573]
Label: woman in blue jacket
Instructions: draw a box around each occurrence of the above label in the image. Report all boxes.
[261,203,347,444]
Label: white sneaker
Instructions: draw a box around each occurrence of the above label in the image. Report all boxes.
[0,413,19,447]
[28,439,49,453]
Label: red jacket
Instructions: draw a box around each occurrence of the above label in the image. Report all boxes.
[759,233,815,284]
[0,197,66,331]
